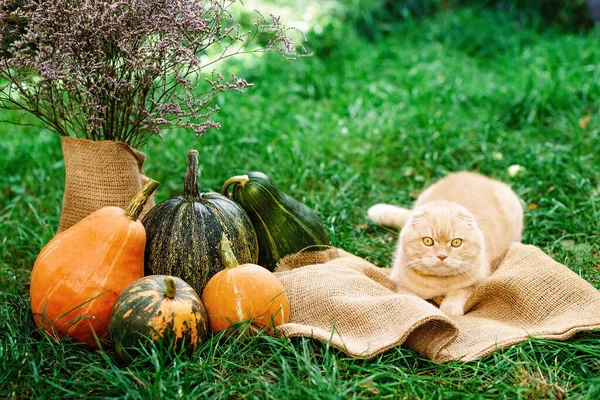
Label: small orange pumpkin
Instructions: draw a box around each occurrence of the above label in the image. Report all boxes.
[201,234,290,332]
[29,179,159,348]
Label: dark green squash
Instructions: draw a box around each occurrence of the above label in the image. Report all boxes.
[109,275,208,360]
[142,150,258,294]
[221,172,329,271]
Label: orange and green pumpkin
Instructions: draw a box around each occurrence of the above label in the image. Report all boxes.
[109,275,208,359]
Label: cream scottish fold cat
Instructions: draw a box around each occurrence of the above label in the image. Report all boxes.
[368,172,523,316]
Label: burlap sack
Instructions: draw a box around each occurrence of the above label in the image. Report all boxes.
[58,137,155,232]
[274,243,600,363]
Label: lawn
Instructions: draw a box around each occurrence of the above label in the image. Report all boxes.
[2,5,600,399]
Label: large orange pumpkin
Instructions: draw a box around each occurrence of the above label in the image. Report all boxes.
[201,234,290,333]
[29,179,159,348]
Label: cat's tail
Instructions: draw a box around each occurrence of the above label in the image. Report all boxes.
[367,204,412,228]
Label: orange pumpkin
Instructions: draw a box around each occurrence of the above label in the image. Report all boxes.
[201,234,290,332]
[29,179,159,348]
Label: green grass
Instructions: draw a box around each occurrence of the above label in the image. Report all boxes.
[2,7,600,399]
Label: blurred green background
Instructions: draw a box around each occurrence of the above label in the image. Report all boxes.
[2,1,600,398]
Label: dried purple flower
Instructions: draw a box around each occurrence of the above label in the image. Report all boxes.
[0,0,308,148]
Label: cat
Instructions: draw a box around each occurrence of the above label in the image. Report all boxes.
[368,172,524,316]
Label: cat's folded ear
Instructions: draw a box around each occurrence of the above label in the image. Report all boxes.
[457,209,477,226]
[410,209,427,226]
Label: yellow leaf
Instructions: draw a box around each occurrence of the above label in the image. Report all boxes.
[579,114,591,129]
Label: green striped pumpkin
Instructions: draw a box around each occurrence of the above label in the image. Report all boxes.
[109,275,208,359]
[142,150,258,295]
[221,171,329,271]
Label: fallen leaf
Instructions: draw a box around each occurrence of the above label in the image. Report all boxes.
[579,114,591,130]
[561,239,575,250]
[527,203,538,210]
[561,239,592,253]
[360,381,381,395]
[355,223,369,230]
[508,164,525,177]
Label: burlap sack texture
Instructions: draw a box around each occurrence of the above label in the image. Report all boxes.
[274,243,600,363]
[58,137,155,232]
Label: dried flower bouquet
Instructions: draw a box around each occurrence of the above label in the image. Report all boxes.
[0,0,307,231]
[0,0,306,147]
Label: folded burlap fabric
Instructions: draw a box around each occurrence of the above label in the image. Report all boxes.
[58,137,155,232]
[274,243,600,363]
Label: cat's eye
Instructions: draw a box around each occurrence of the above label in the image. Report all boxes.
[451,238,463,247]
[423,237,434,246]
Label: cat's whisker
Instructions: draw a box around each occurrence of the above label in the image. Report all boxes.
[401,258,429,268]
[452,261,477,275]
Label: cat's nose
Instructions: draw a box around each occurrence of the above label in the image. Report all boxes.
[437,254,448,262]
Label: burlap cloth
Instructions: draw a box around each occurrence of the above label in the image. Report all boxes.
[273,243,600,363]
[58,137,155,232]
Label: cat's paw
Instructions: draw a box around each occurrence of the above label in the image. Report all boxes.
[439,299,465,317]
[367,204,391,225]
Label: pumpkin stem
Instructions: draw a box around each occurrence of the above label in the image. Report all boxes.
[164,278,177,299]
[183,150,200,201]
[125,179,160,221]
[220,233,239,269]
[221,175,249,198]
